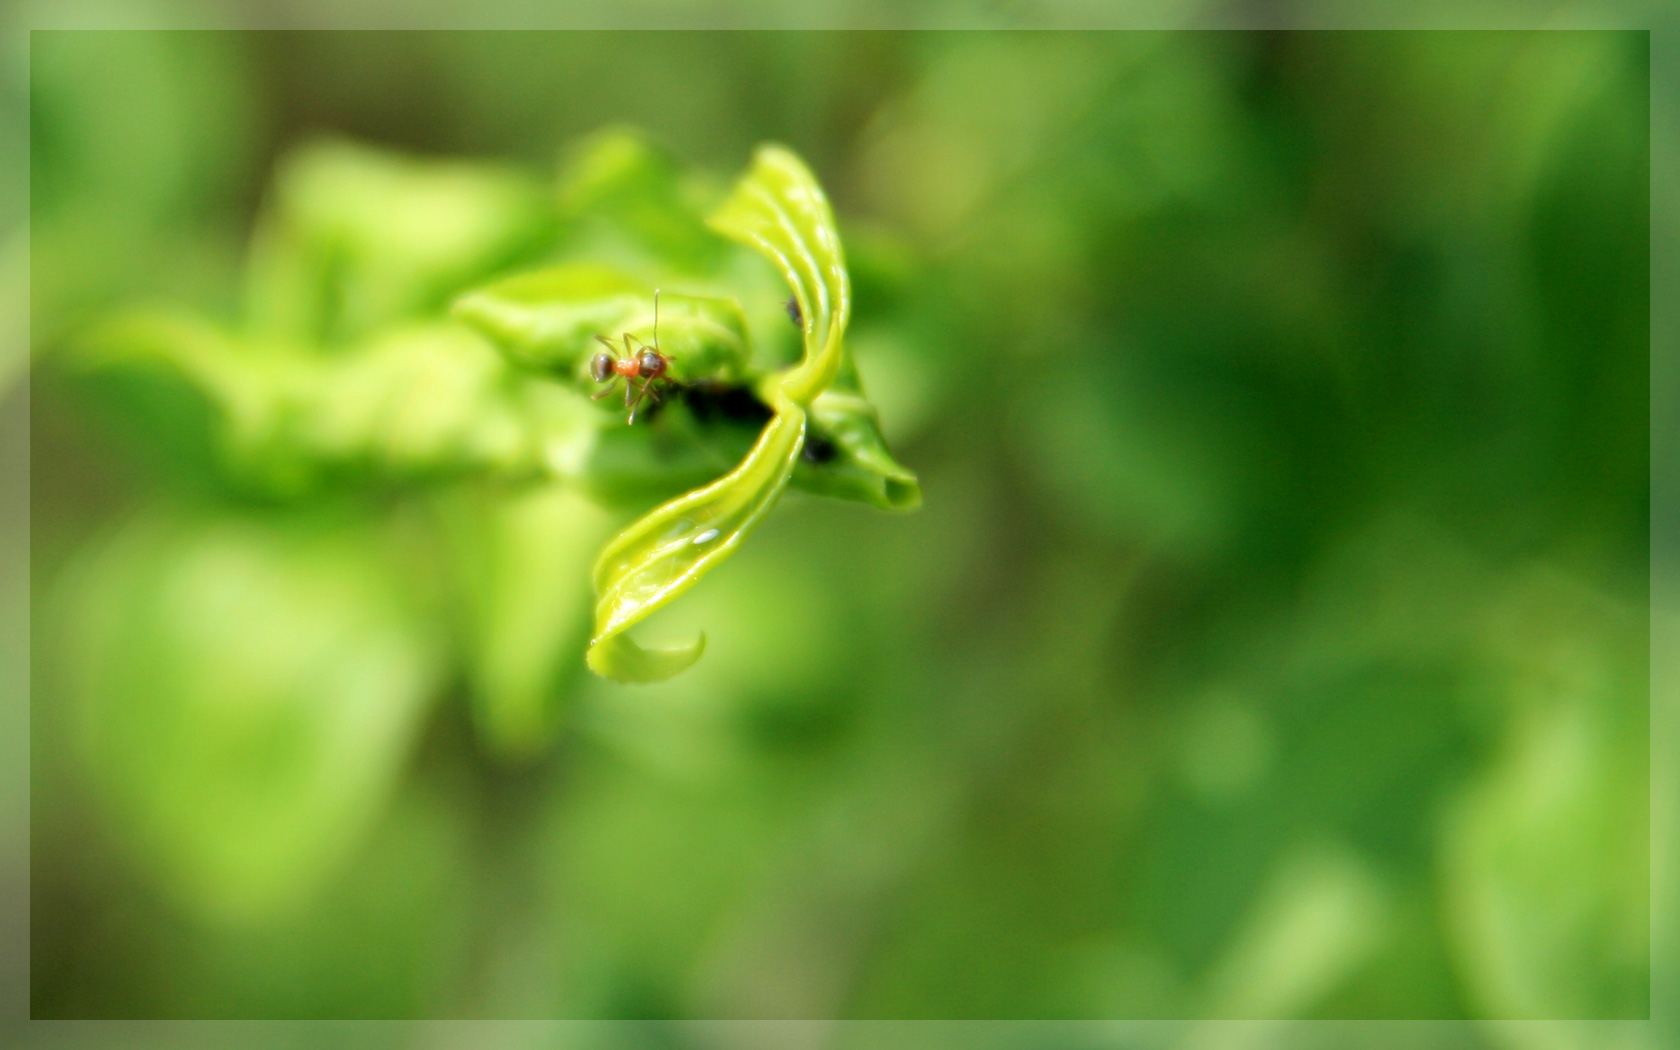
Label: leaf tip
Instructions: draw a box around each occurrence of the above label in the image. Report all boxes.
[586,630,707,684]
[883,473,923,512]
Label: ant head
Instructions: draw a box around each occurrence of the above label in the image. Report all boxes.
[589,350,615,383]
[638,348,666,378]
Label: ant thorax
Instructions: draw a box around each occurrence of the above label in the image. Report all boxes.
[637,349,667,379]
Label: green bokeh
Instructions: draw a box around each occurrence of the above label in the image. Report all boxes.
[28,29,1650,1032]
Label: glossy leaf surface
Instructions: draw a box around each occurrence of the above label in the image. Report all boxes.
[584,146,867,682]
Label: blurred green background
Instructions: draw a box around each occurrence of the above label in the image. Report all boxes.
[27,29,1651,1031]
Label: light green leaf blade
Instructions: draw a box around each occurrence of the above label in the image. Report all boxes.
[584,145,852,683]
[586,408,805,683]
[707,144,851,407]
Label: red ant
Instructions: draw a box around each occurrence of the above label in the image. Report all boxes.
[590,289,677,424]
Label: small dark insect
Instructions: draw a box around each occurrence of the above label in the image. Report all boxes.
[786,296,802,328]
[590,289,678,424]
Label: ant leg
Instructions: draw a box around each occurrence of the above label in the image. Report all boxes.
[591,378,620,401]
[626,379,652,424]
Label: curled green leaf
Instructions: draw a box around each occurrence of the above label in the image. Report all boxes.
[586,410,805,681]
[708,145,851,406]
[585,145,887,683]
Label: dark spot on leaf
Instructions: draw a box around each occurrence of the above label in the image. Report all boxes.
[683,381,773,426]
[802,433,837,464]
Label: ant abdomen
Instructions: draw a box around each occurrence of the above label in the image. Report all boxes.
[590,351,614,383]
